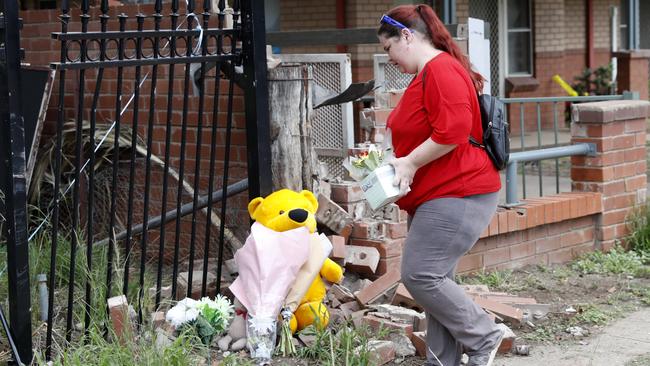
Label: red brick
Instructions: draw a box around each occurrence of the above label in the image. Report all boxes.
[613,162,637,178]
[488,216,499,236]
[385,221,408,239]
[470,236,499,254]
[376,255,402,276]
[603,193,636,211]
[611,135,635,149]
[410,331,427,357]
[560,231,583,248]
[510,241,535,260]
[457,253,483,273]
[535,236,561,254]
[330,181,364,203]
[350,238,404,258]
[506,209,520,232]
[571,166,615,182]
[623,147,646,162]
[367,340,396,365]
[483,247,510,267]
[355,269,401,305]
[601,209,628,226]
[625,119,647,132]
[497,210,508,235]
[391,283,423,313]
[548,248,575,264]
[572,242,595,257]
[329,235,346,261]
[363,314,413,337]
[497,231,525,247]
[351,219,385,239]
[635,131,646,146]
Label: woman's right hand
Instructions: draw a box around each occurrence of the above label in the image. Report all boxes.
[389,156,417,195]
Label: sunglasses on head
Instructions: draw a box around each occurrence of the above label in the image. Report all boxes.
[379,14,415,33]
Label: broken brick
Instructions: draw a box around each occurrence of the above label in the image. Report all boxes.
[363,314,413,337]
[330,181,365,204]
[391,283,424,313]
[355,269,401,305]
[367,340,396,365]
[108,295,130,344]
[316,194,354,239]
[349,237,404,258]
[471,296,523,324]
[497,323,516,354]
[328,235,347,262]
[344,245,380,275]
[410,331,427,357]
[385,221,408,239]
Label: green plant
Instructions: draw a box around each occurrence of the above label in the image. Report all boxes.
[458,269,523,292]
[571,246,644,275]
[572,305,614,326]
[626,205,650,255]
[296,321,388,366]
[35,322,207,365]
[572,64,613,96]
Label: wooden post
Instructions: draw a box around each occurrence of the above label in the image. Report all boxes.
[268,64,318,191]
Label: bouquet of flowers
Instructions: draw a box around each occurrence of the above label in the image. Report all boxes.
[165,295,234,346]
[229,222,312,363]
[343,144,393,182]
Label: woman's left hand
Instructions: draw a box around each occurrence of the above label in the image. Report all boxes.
[389,156,417,194]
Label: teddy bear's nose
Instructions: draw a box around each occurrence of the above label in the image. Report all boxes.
[288,208,308,223]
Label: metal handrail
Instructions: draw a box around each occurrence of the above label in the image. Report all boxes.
[504,143,597,206]
[497,92,639,203]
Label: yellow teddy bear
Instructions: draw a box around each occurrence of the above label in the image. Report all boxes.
[247,189,344,333]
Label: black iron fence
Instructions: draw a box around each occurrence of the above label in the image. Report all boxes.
[0,0,271,362]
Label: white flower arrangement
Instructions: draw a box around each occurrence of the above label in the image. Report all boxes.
[165,295,234,345]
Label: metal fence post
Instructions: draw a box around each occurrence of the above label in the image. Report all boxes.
[241,0,273,199]
[0,0,34,362]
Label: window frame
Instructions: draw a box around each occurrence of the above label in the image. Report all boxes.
[504,0,534,77]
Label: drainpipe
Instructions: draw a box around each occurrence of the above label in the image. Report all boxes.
[336,0,347,53]
[587,0,594,69]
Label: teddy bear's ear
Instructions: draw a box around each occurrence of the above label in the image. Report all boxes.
[248,197,265,219]
[300,190,318,212]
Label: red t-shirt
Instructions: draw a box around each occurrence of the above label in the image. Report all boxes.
[387,52,501,215]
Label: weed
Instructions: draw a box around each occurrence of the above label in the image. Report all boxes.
[458,269,523,292]
[626,205,650,254]
[572,246,644,276]
[35,323,207,365]
[572,305,613,326]
[296,321,386,365]
[221,353,256,366]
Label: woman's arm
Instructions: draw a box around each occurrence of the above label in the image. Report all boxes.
[390,138,456,193]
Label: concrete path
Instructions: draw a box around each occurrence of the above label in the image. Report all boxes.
[494,308,650,366]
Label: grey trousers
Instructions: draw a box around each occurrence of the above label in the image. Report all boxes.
[402,192,502,366]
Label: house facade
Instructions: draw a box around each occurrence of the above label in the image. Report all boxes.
[270,0,650,106]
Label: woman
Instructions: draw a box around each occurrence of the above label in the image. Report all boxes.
[378,4,504,366]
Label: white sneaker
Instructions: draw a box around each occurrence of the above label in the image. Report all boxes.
[466,327,505,366]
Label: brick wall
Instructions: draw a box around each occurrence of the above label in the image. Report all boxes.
[337,93,649,277]
[571,100,650,250]
[21,5,251,261]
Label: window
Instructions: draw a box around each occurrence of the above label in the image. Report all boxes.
[505,0,533,76]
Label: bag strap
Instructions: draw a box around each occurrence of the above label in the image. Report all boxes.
[421,69,484,148]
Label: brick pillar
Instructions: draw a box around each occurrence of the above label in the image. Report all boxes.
[615,50,650,101]
[571,100,650,251]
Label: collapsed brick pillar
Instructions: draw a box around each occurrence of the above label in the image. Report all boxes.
[571,100,650,251]
[615,50,650,101]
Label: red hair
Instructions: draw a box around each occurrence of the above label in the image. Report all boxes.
[378,4,484,93]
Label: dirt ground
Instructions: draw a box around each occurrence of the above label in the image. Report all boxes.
[210,260,650,365]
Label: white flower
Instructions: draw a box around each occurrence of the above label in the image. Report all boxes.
[166,297,200,328]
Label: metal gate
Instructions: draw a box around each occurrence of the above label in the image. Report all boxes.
[0,0,271,362]
[469,0,500,96]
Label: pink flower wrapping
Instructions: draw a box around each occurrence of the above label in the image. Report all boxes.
[229,222,311,319]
